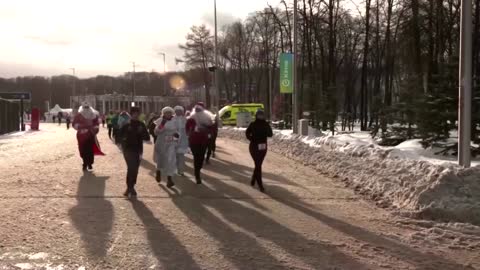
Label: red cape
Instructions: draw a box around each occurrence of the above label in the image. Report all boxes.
[73,113,105,157]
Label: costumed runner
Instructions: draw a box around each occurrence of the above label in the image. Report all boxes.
[73,102,105,171]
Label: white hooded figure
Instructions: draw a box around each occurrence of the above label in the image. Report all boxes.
[173,106,189,176]
[154,106,178,187]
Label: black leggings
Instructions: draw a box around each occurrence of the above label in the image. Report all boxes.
[190,144,208,179]
[206,135,217,161]
[249,143,267,188]
[81,136,95,166]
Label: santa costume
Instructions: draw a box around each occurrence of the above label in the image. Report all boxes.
[186,102,214,184]
[73,103,105,171]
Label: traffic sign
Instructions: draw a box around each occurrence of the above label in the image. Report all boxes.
[0,92,31,101]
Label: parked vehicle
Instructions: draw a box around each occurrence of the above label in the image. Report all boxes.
[219,103,264,125]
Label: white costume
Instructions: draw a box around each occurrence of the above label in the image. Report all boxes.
[154,107,178,177]
[174,106,189,174]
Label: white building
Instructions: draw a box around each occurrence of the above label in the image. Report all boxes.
[70,94,192,114]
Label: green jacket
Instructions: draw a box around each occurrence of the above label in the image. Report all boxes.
[106,114,114,125]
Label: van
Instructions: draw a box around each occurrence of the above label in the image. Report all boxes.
[219,103,265,125]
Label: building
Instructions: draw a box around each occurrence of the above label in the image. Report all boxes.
[70,94,192,114]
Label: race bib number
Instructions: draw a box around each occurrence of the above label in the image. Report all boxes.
[165,135,174,143]
[258,143,267,151]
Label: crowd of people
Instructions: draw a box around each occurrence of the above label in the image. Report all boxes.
[70,101,272,197]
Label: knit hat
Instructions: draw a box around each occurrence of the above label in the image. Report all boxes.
[162,106,175,115]
[174,105,184,112]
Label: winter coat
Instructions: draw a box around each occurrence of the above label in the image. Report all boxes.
[186,118,211,146]
[246,119,273,145]
[154,118,179,176]
[174,116,189,154]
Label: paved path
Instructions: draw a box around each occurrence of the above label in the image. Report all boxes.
[0,124,478,269]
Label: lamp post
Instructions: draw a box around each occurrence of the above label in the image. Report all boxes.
[70,68,76,111]
[458,0,473,168]
[214,0,220,110]
[131,62,137,107]
[292,0,299,133]
[158,52,167,95]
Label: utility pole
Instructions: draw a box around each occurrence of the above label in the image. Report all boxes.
[131,62,137,107]
[293,0,299,133]
[159,52,167,96]
[458,0,473,168]
[70,68,76,110]
[214,0,220,110]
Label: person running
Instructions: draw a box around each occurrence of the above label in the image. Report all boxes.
[112,112,120,143]
[154,107,179,188]
[119,107,150,197]
[73,103,105,171]
[101,114,106,128]
[106,111,114,139]
[147,113,160,143]
[205,113,219,164]
[57,112,63,125]
[186,102,214,184]
[66,115,71,130]
[174,106,188,176]
[245,109,273,193]
[115,111,130,145]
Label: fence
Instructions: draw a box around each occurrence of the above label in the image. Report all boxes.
[0,98,20,135]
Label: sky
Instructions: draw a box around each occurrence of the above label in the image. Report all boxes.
[0,0,290,78]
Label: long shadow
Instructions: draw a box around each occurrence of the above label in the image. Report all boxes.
[173,161,367,269]
[68,172,113,260]
[200,155,468,269]
[130,198,202,270]
[205,156,301,188]
[265,185,468,270]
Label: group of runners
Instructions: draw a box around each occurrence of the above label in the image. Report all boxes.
[71,101,273,197]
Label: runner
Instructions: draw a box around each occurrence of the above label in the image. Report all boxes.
[119,106,150,197]
[174,106,188,176]
[245,109,273,192]
[72,103,105,171]
[154,107,179,188]
[205,113,219,164]
[106,111,114,139]
[66,114,71,130]
[147,113,160,143]
[186,102,214,184]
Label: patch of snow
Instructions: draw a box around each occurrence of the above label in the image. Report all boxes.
[221,127,480,226]
[15,263,34,269]
[28,252,49,260]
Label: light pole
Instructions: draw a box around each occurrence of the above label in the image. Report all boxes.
[458,0,473,168]
[70,68,76,111]
[158,52,167,95]
[131,62,137,107]
[292,0,299,133]
[214,0,220,110]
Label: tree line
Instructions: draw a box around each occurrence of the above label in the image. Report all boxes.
[179,0,480,149]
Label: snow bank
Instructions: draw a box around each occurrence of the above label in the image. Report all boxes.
[222,128,480,225]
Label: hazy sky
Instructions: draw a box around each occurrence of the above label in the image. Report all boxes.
[0,0,287,78]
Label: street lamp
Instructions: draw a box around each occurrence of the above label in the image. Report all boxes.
[213,0,220,110]
[292,0,299,133]
[158,52,167,95]
[131,62,137,107]
[70,68,76,111]
[458,0,473,167]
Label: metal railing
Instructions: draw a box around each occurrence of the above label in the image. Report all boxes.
[0,98,20,135]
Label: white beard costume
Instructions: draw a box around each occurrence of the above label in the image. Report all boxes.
[189,109,214,127]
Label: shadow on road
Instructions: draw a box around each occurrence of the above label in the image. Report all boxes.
[68,172,114,260]
[170,164,368,269]
[129,198,202,270]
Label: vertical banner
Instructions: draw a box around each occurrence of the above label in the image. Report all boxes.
[280,53,294,93]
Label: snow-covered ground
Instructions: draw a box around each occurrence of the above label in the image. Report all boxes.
[222,127,480,226]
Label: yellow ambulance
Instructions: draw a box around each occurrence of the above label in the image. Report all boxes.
[219,103,265,125]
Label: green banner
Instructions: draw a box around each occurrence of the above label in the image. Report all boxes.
[280,53,293,93]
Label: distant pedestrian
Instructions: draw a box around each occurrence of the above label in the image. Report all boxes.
[154,107,178,188]
[174,106,188,176]
[66,115,71,130]
[186,102,214,184]
[120,107,150,197]
[106,111,114,139]
[147,113,160,143]
[73,103,105,171]
[115,111,130,145]
[101,114,106,128]
[112,112,120,143]
[58,112,63,125]
[205,113,219,164]
[246,109,273,193]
